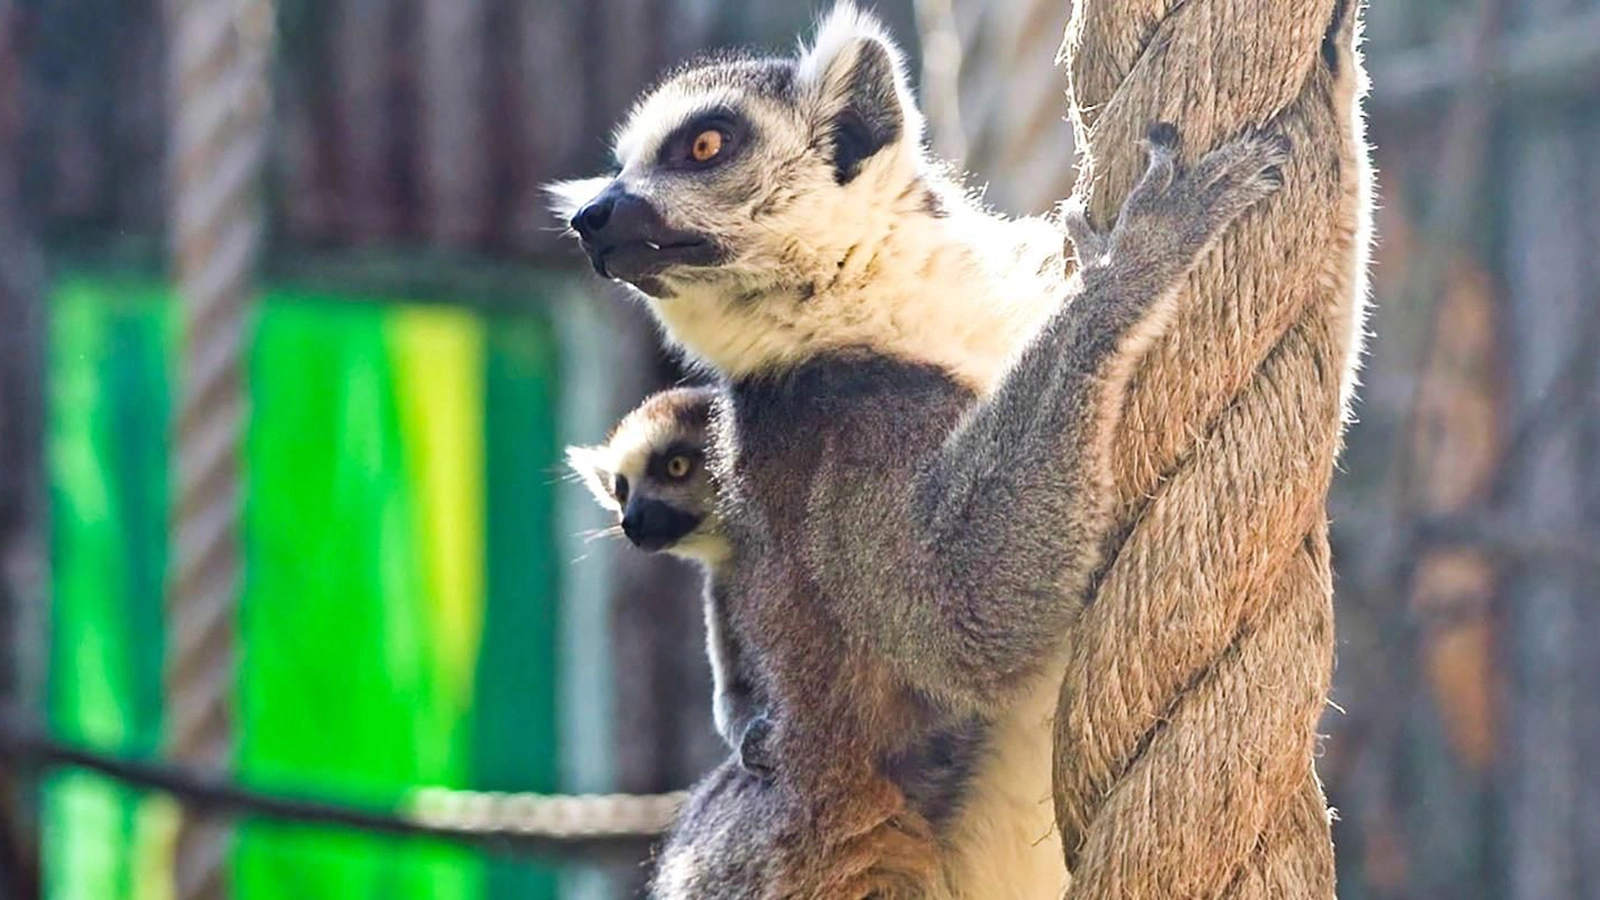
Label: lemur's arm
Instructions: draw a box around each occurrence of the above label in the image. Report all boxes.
[848,126,1288,708]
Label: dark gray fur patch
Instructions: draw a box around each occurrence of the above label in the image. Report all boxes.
[654,758,776,890]
[662,53,799,104]
[613,385,715,444]
[664,385,716,432]
[881,714,987,828]
[732,349,961,412]
[1322,0,1351,75]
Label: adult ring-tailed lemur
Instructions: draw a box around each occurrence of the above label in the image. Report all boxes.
[553,5,1289,897]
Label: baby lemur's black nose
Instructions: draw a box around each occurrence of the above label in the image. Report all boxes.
[621,497,702,553]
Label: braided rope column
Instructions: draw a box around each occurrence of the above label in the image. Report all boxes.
[1051,0,1369,896]
[163,1,272,897]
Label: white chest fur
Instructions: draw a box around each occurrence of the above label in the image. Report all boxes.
[941,667,1069,899]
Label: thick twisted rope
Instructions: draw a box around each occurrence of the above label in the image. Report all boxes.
[164,0,273,897]
[1051,0,1368,896]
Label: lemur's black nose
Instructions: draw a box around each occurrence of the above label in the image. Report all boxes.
[571,183,666,245]
[578,189,661,242]
[568,182,719,285]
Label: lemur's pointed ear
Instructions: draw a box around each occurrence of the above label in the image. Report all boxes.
[565,445,619,511]
[797,3,923,184]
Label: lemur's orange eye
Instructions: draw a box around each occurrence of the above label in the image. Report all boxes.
[665,455,693,479]
[691,130,723,163]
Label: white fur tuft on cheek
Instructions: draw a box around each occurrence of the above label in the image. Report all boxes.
[564,444,620,512]
[543,176,612,224]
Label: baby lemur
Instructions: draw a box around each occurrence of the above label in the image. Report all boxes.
[567,386,771,774]
[552,5,1288,896]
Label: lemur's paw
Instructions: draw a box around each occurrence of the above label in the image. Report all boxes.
[1191,129,1290,223]
[1109,123,1290,265]
[1065,121,1178,267]
[1136,121,1180,190]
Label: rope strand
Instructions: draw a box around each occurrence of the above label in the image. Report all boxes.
[0,712,682,854]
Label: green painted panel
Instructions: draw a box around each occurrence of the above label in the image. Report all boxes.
[236,295,478,900]
[44,279,569,899]
[476,316,563,900]
[43,278,174,900]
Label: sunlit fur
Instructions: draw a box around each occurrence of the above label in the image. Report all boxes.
[554,4,1075,896]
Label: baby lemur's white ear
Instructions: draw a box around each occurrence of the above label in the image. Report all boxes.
[797,2,924,183]
[544,176,612,226]
[565,444,619,511]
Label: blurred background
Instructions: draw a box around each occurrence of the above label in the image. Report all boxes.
[0,0,1596,898]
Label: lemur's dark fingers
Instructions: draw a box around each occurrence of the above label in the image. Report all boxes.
[1194,131,1292,194]
[738,715,777,781]
[1145,121,1181,152]
[1191,132,1291,225]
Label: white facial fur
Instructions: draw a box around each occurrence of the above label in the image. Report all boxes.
[550,3,1071,392]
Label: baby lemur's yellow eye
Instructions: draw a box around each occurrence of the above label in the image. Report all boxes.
[665,455,693,480]
[690,130,723,163]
